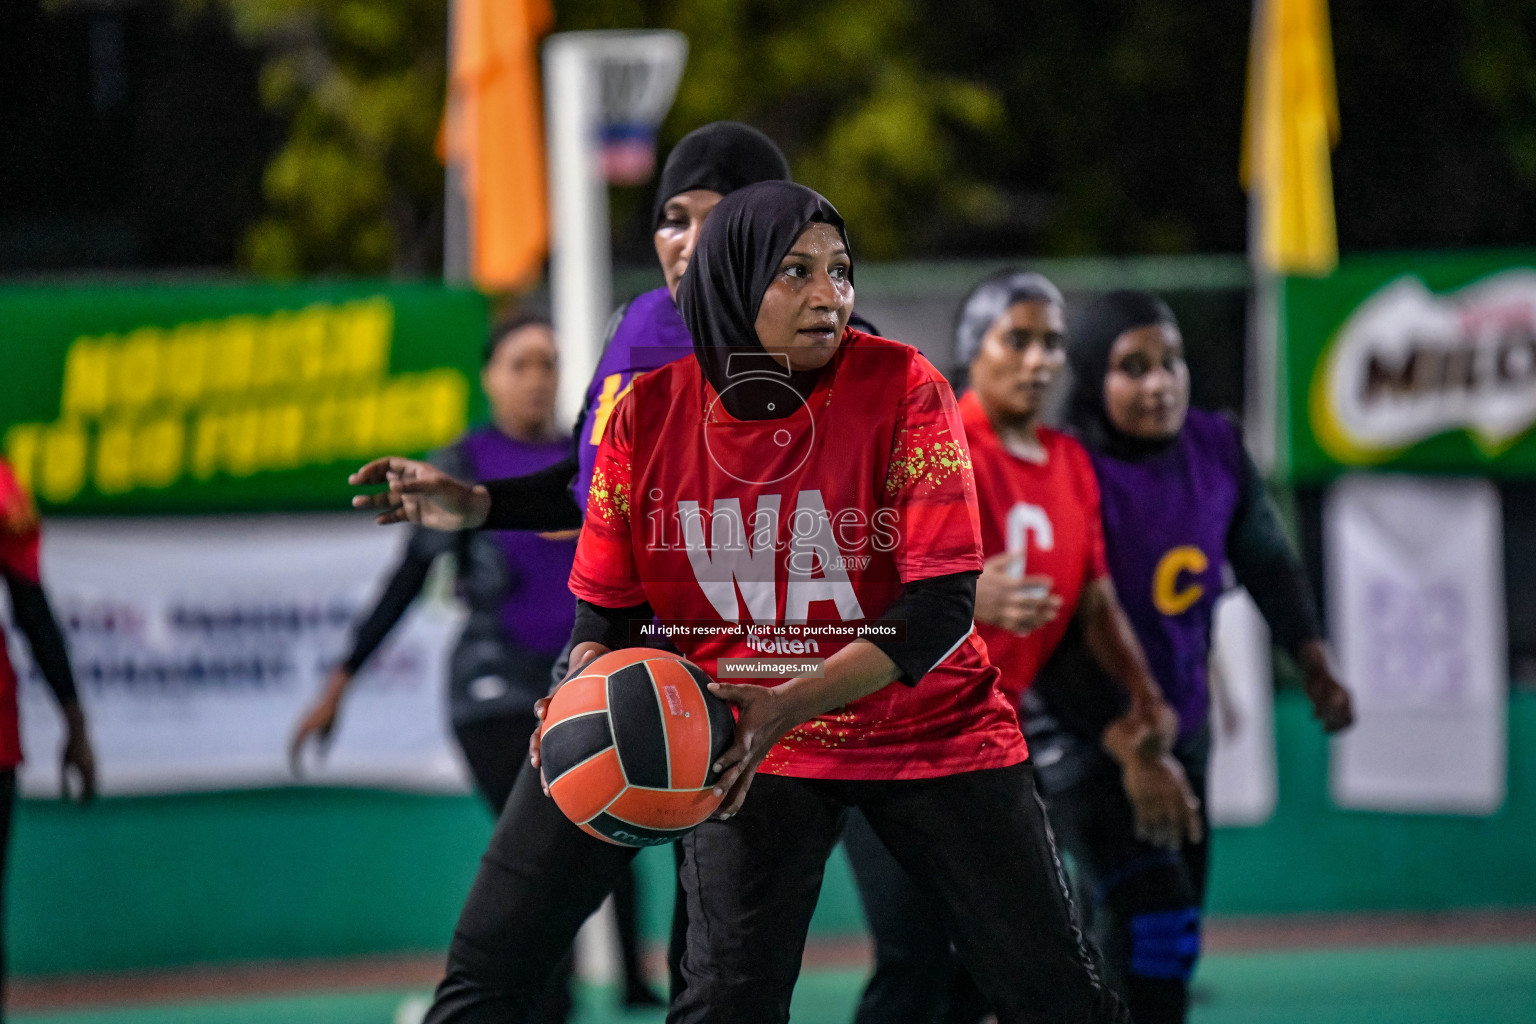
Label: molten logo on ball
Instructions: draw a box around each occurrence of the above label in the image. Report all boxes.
[539,648,736,847]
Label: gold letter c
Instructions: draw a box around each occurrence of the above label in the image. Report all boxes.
[1152,545,1209,616]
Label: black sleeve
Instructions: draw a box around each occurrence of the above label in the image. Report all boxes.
[1226,449,1323,657]
[862,571,978,686]
[339,445,465,673]
[481,455,584,531]
[570,598,656,651]
[4,573,79,708]
[340,519,458,674]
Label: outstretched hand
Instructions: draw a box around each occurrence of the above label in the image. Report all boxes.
[349,457,490,531]
[290,668,350,776]
[703,681,803,818]
[60,707,96,805]
[1299,640,1354,734]
[1122,754,1203,851]
[1102,701,1199,850]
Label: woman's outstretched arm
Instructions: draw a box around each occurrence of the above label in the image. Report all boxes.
[1226,451,1353,733]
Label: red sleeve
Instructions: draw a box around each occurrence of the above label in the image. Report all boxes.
[568,392,648,608]
[883,356,984,583]
[0,459,41,584]
[1067,438,1109,583]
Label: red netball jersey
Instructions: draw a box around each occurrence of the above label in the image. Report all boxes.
[570,331,1026,780]
[0,458,43,767]
[959,391,1108,704]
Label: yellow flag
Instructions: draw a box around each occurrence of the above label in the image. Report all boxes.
[443,0,555,291]
[1242,0,1340,276]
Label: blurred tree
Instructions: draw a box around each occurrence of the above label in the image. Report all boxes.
[591,0,1262,260]
[1465,2,1536,186]
[898,0,1253,257]
[154,0,1536,273]
[191,0,1008,271]
[180,0,448,277]
[623,0,1008,259]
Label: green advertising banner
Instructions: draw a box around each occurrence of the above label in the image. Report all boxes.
[1281,250,1536,482]
[0,282,488,514]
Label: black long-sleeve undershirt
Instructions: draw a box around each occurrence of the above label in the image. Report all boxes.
[864,571,978,685]
[1226,451,1323,657]
[570,599,655,651]
[481,454,584,532]
[4,573,78,708]
[339,539,440,675]
[341,445,466,674]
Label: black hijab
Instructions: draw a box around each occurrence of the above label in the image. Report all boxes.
[1065,289,1181,460]
[676,181,850,421]
[652,122,792,228]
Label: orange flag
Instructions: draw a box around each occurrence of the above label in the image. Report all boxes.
[444,0,555,290]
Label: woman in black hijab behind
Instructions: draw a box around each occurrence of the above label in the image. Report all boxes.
[555,180,1128,1024]
[1024,291,1352,1024]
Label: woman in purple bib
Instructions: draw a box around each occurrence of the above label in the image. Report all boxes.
[1025,291,1355,1024]
[292,315,663,1018]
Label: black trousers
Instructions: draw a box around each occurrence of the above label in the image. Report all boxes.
[844,809,988,1024]
[450,711,659,1020]
[451,713,574,1023]
[454,712,540,815]
[670,763,1127,1024]
[425,757,640,1023]
[1,768,13,1024]
[1032,724,1212,1024]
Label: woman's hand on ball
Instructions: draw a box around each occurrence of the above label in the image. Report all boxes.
[529,644,610,791]
[703,642,904,818]
[705,681,803,818]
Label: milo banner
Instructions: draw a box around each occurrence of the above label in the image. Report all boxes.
[0,283,487,514]
[9,515,468,796]
[1281,251,1536,481]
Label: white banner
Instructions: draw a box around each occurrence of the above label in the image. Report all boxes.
[1207,588,1278,826]
[9,515,469,797]
[1326,475,1507,814]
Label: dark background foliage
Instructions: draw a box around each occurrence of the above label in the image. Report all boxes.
[3,0,1533,276]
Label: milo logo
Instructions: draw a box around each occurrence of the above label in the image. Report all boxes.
[1310,270,1536,462]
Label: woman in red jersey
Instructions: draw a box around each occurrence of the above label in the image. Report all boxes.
[960,273,1197,834]
[561,184,1127,1024]
[0,457,95,1021]
[845,271,1201,1024]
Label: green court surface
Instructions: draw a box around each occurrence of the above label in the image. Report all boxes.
[13,942,1536,1024]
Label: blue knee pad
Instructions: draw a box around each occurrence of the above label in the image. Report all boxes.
[1128,907,1201,982]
